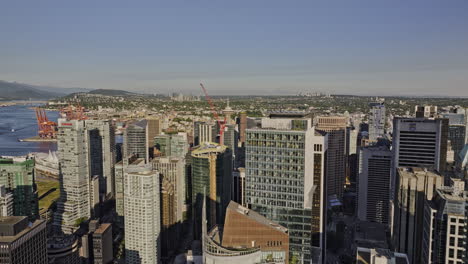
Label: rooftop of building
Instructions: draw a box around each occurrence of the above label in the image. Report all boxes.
[0,156,33,165]
[129,119,147,129]
[397,167,441,178]
[0,217,45,243]
[268,111,312,119]
[191,142,227,156]
[94,223,111,234]
[436,185,468,202]
[357,247,409,264]
[153,156,184,163]
[227,201,288,234]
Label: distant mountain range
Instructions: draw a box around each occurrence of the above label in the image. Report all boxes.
[0,80,93,101]
[0,80,137,101]
[87,89,136,96]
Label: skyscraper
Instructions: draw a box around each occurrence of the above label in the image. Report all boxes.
[239,111,247,146]
[223,124,238,163]
[368,102,386,141]
[0,216,47,264]
[422,179,468,264]
[54,119,115,234]
[232,167,246,206]
[81,220,113,264]
[316,116,347,200]
[113,157,142,228]
[54,119,91,234]
[191,142,232,239]
[84,120,116,198]
[152,156,186,222]
[154,133,188,158]
[124,164,160,264]
[357,146,392,225]
[0,157,38,220]
[146,116,162,149]
[392,118,449,185]
[245,116,327,263]
[441,113,466,162]
[123,120,149,164]
[392,167,443,264]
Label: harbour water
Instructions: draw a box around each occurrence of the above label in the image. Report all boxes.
[0,104,59,156]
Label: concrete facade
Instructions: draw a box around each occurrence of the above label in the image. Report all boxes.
[392,168,443,264]
[124,164,160,264]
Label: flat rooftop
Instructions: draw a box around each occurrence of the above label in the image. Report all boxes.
[227,201,288,234]
[192,142,227,156]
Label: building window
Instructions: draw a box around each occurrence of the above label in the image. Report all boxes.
[449,249,455,258]
[450,237,455,246]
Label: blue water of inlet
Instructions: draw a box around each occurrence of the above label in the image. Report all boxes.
[0,104,59,156]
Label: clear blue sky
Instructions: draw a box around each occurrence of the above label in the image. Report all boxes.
[1,0,467,96]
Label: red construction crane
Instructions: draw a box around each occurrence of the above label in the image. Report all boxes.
[35,108,57,139]
[200,83,226,145]
[61,103,88,120]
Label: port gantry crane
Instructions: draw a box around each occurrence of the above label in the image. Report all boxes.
[35,108,57,139]
[199,83,226,145]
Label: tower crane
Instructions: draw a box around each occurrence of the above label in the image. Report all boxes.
[200,83,226,145]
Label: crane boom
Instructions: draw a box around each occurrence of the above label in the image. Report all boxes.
[200,83,226,145]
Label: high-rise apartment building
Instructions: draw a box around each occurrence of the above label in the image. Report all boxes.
[191,142,232,239]
[123,120,149,164]
[53,119,115,234]
[113,157,142,228]
[54,119,91,234]
[392,117,448,176]
[0,216,47,264]
[124,164,160,264]
[154,133,188,158]
[0,158,38,220]
[422,179,468,264]
[368,102,386,142]
[245,117,327,263]
[357,146,392,225]
[316,116,347,200]
[392,167,443,264]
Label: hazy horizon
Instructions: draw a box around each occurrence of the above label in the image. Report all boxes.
[1,1,468,96]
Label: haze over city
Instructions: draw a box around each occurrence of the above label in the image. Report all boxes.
[1,0,468,96]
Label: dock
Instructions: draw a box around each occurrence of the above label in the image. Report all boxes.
[20,136,57,142]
